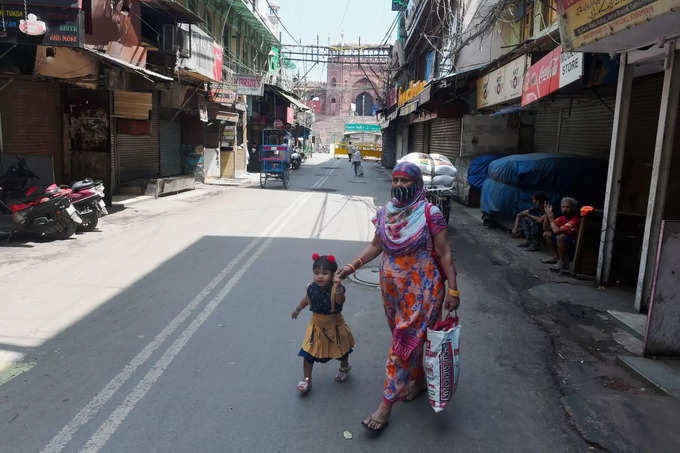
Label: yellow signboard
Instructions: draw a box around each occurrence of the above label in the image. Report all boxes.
[559,0,680,50]
[399,80,427,106]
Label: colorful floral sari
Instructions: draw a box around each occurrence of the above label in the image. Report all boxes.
[373,162,448,403]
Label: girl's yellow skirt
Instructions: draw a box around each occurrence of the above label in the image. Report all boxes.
[298,312,355,362]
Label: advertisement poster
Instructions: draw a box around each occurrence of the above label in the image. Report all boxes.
[477,56,528,109]
[0,5,82,47]
[559,0,680,51]
[522,47,584,106]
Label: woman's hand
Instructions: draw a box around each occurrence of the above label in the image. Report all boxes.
[291,308,300,319]
[444,294,460,312]
[335,265,353,280]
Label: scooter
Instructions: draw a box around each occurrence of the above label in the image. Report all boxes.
[66,179,107,232]
[0,184,82,240]
[290,151,301,170]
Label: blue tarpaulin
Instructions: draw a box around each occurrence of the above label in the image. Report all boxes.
[481,153,607,217]
[468,154,507,189]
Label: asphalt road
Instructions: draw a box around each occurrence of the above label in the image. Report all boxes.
[0,155,585,452]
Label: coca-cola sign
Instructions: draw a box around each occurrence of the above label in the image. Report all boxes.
[235,74,263,97]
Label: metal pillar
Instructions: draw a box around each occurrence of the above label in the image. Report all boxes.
[597,52,633,286]
[635,43,680,311]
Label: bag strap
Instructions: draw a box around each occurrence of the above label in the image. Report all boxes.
[330,285,336,313]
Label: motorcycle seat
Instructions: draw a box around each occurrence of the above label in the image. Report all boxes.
[72,179,96,191]
[23,184,59,202]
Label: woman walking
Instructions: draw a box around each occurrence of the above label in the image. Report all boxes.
[336,162,460,432]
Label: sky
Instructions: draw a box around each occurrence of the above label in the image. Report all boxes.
[276,0,399,82]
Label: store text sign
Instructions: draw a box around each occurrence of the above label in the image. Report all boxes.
[477,56,528,109]
[559,0,680,51]
[235,74,264,97]
[522,46,583,106]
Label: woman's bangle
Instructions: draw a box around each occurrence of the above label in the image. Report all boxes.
[448,288,460,297]
[355,257,364,268]
[345,263,356,273]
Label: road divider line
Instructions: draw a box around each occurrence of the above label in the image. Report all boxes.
[41,166,334,453]
[80,191,317,452]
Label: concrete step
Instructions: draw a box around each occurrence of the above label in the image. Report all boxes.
[619,355,680,399]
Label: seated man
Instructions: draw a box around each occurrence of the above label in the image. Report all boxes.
[542,197,580,271]
[512,192,547,251]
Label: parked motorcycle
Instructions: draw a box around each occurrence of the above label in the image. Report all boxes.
[290,151,301,170]
[65,179,107,232]
[0,184,82,240]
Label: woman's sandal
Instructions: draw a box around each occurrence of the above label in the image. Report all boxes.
[335,365,352,382]
[361,414,389,433]
[296,377,311,395]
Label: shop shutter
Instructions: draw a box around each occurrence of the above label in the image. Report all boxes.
[0,80,62,181]
[625,73,663,161]
[429,118,461,161]
[558,95,615,158]
[117,93,160,183]
[160,115,182,177]
[533,105,561,153]
[409,122,426,154]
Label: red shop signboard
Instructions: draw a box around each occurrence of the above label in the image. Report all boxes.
[522,46,584,106]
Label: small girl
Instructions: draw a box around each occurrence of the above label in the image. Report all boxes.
[291,254,355,394]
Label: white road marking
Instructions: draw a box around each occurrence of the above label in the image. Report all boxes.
[41,164,335,453]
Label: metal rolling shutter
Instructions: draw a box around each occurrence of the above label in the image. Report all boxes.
[160,114,182,177]
[429,118,461,161]
[409,123,426,154]
[533,106,561,153]
[117,94,160,182]
[558,95,615,158]
[0,80,62,180]
[625,73,663,160]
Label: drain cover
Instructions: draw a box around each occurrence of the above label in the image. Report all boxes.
[312,188,337,192]
[351,266,380,287]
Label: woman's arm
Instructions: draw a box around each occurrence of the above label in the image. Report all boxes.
[291,295,310,319]
[433,230,460,311]
[336,233,383,280]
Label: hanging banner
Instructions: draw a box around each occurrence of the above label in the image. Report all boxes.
[178,24,222,82]
[522,46,584,106]
[286,107,295,125]
[477,56,528,109]
[235,74,264,97]
[559,0,680,51]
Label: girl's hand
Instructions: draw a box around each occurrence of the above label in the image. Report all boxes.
[291,309,300,319]
[335,265,352,280]
[444,294,460,312]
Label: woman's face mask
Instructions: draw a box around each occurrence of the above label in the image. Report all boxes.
[391,184,418,204]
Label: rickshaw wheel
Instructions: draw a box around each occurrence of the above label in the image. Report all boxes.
[282,168,289,189]
[260,172,266,188]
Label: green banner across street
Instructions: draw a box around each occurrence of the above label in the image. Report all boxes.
[345,123,381,133]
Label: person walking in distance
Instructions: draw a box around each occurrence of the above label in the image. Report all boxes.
[352,147,363,176]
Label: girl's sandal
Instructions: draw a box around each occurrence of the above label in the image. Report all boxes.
[296,377,311,394]
[335,365,352,383]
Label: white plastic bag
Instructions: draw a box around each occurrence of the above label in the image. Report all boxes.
[425,315,460,413]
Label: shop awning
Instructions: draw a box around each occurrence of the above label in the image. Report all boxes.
[268,85,310,111]
[489,105,526,117]
[82,48,174,82]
